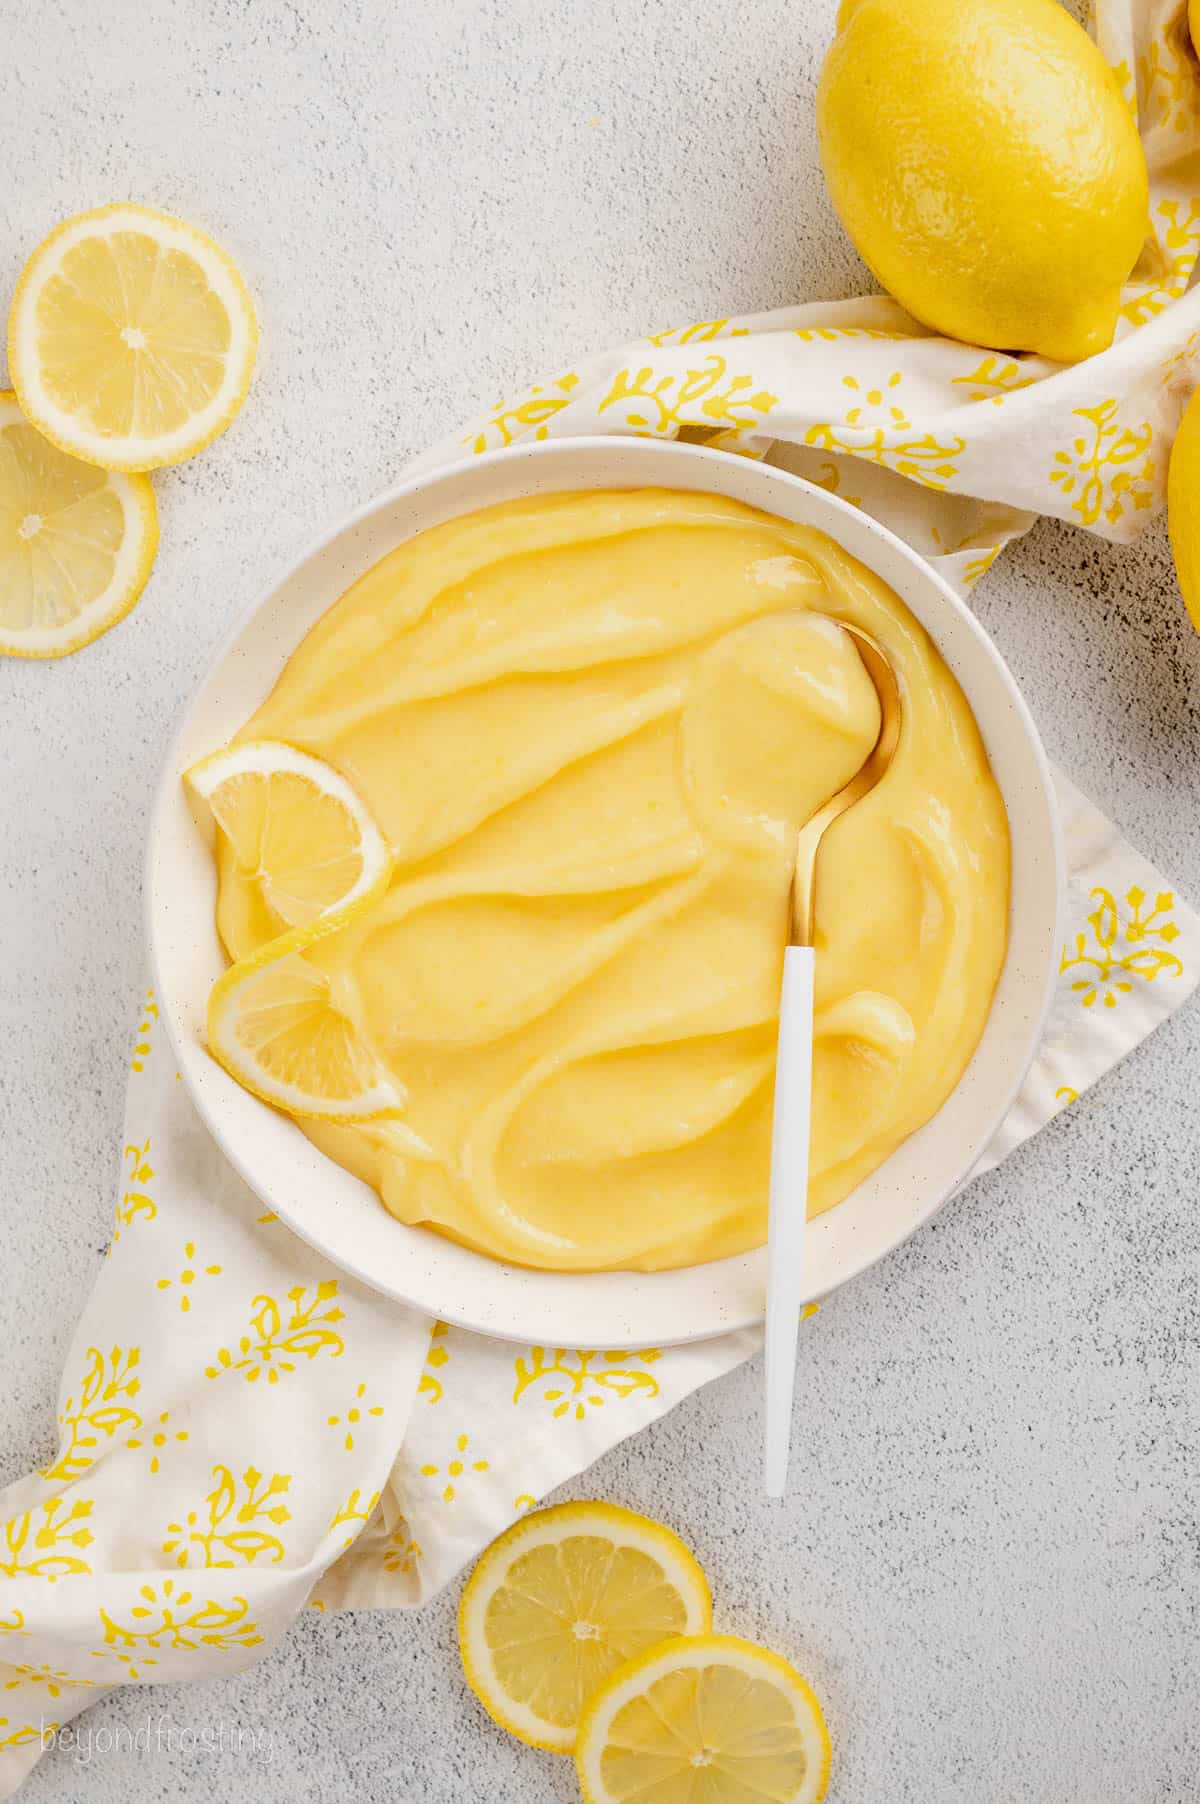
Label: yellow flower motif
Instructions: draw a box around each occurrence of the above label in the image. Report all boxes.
[1107,56,1137,116]
[1121,199,1200,328]
[2,1664,95,1700]
[513,1348,662,1421]
[420,1434,489,1503]
[1125,888,1182,947]
[205,1282,345,1385]
[0,1498,94,1581]
[840,370,909,428]
[326,1382,385,1452]
[383,1538,421,1575]
[804,419,964,492]
[256,1211,279,1224]
[807,460,863,508]
[383,1518,422,1575]
[1138,17,1200,135]
[156,1241,223,1313]
[41,1346,141,1484]
[102,1648,159,1679]
[129,987,157,1072]
[645,319,750,347]
[794,325,912,343]
[929,519,1005,587]
[513,1494,538,1513]
[1060,886,1184,1010]
[1049,401,1155,528]
[126,1409,189,1475]
[0,1718,56,1754]
[597,354,778,445]
[92,1580,263,1679]
[112,1138,157,1246]
[162,1465,292,1570]
[0,1611,25,1635]
[464,371,580,454]
[1161,327,1200,396]
[962,546,1002,585]
[328,1487,381,1550]
[1056,1086,1080,1107]
[950,355,1037,406]
[418,1320,450,1404]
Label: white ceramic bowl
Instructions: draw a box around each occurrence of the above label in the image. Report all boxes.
[148,438,1062,1348]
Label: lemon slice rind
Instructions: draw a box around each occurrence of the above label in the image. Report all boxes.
[186,739,392,928]
[192,741,399,1121]
[0,391,158,658]
[206,928,405,1122]
[458,1501,713,1754]
[8,204,258,473]
[575,1633,831,1804]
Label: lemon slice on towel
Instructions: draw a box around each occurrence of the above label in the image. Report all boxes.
[458,1502,712,1753]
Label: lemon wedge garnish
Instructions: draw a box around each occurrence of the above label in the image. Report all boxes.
[458,1503,713,1753]
[0,391,157,657]
[186,740,392,932]
[207,938,403,1121]
[575,1633,831,1804]
[191,741,398,1120]
[8,204,257,472]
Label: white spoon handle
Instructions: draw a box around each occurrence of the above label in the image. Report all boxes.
[763,943,815,1498]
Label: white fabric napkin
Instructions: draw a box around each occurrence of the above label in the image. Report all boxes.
[3,0,1200,1789]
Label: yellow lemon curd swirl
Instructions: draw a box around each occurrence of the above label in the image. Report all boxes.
[215,490,1010,1272]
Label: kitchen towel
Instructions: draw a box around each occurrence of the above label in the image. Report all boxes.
[3,0,1200,1788]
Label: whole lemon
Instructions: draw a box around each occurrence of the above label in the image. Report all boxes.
[817,0,1149,362]
[1168,385,1200,638]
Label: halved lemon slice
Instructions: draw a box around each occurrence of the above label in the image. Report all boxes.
[8,204,257,472]
[195,743,398,1119]
[0,391,157,657]
[575,1634,831,1804]
[186,741,392,931]
[458,1502,713,1753]
[208,937,403,1120]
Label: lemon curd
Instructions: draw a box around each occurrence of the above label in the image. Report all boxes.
[212,489,1010,1272]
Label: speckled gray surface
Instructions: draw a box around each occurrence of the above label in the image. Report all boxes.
[2,0,1199,1799]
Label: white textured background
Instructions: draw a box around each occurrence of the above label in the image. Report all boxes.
[2,1,1199,1800]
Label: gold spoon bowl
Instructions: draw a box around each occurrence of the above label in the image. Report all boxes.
[789,623,903,947]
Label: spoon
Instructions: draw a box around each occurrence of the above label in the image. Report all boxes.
[763,622,902,1496]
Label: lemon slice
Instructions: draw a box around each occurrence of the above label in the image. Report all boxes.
[458,1502,713,1753]
[194,743,399,1119]
[8,204,257,472]
[575,1634,831,1804]
[186,741,392,931]
[0,391,157,657]
[208,937,403,1120]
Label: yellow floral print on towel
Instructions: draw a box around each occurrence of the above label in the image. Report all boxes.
[3,3,1200,1793]
[1061,886,1185,1009]
[398,5,1200,600]
[0,683,1196,1804]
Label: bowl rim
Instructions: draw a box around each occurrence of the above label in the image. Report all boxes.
[146,435,1065,1346]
